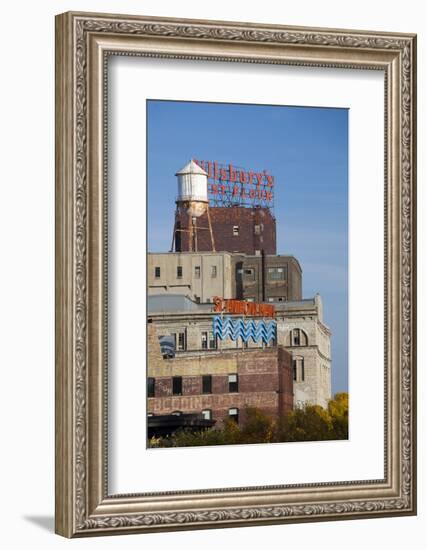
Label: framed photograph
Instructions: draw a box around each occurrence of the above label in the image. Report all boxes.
[55,11,417,537]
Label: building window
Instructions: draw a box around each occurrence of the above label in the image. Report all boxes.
[268,267,285,280]
[201,331,208,349]
[233,225,239,236]
[244,268,255,280]
[229,408,239,424]
[177,265,183,278]
[209,331,216,349]
[293,357,305,382]
[254,224,261,235]
[172,376,182,395]
[174,331,186,351]
[147,377,155,397]
[211,265,217,277]
[201,331,217,350]
[255,249,261,256]
[228,373,238,393]
[291,328,308,346]
[268,296,286,303]
[194,265,201,278]
[202,409,212,420]
[246,297,255,302]
[154,266,161,278]
[292,329,300,345]
[202,375,212,394]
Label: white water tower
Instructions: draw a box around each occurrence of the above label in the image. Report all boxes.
[175,160,209,217]
[171,160,216,252]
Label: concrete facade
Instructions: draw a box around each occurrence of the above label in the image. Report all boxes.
[234,254,302,303]
[148,252,302,304]
[148,252,234,303]
[276,295,332,409]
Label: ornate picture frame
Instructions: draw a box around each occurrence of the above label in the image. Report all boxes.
[55,11,417,537]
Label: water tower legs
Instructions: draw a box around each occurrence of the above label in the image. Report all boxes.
[207,208,216,252]
[171,207,216,252]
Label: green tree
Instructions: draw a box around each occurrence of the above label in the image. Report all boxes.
[277,393,349,442]
[278,404,333,442]
[149,395,349,448]
[238,407,276,444]
[153,416,243,448]
[328,392,349,440]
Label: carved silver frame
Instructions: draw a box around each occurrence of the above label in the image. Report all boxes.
[55,11,417,537]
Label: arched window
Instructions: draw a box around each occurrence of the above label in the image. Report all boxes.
[290,328,308,346]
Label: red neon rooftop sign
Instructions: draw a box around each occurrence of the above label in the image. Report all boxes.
[193,159,274,208]
[213,297,275,318]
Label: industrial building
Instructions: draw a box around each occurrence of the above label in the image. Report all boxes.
[171,160,276,255]
[147,293,331,410]
[146,158,332,436]
[235,254,302,303]
[147,321,294,429]
[148,251,234,303]
[148,252,302,304]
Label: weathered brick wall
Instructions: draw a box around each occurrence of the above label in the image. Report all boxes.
[155,377,172,397]
[148,393,279,426]
[237,351,279,393]
[182,376,202,395]
[147,347,294,427]
[175,206,276,255]
[211,375,229,394]
[278,347,294,416]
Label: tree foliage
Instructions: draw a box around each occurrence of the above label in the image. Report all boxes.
[328,392,349,440]
[277,404,333,442]
[149,393,348,448]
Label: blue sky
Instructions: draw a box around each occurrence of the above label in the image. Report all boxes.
[147,100,348,394]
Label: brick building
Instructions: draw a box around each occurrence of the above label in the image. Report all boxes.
[147,293,331,410]
[147,323,294,428]
[148,294,331,408]
[174,205,276,255]
[146,159,332,437]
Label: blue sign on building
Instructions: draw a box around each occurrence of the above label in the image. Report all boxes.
[213,316,276,345]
